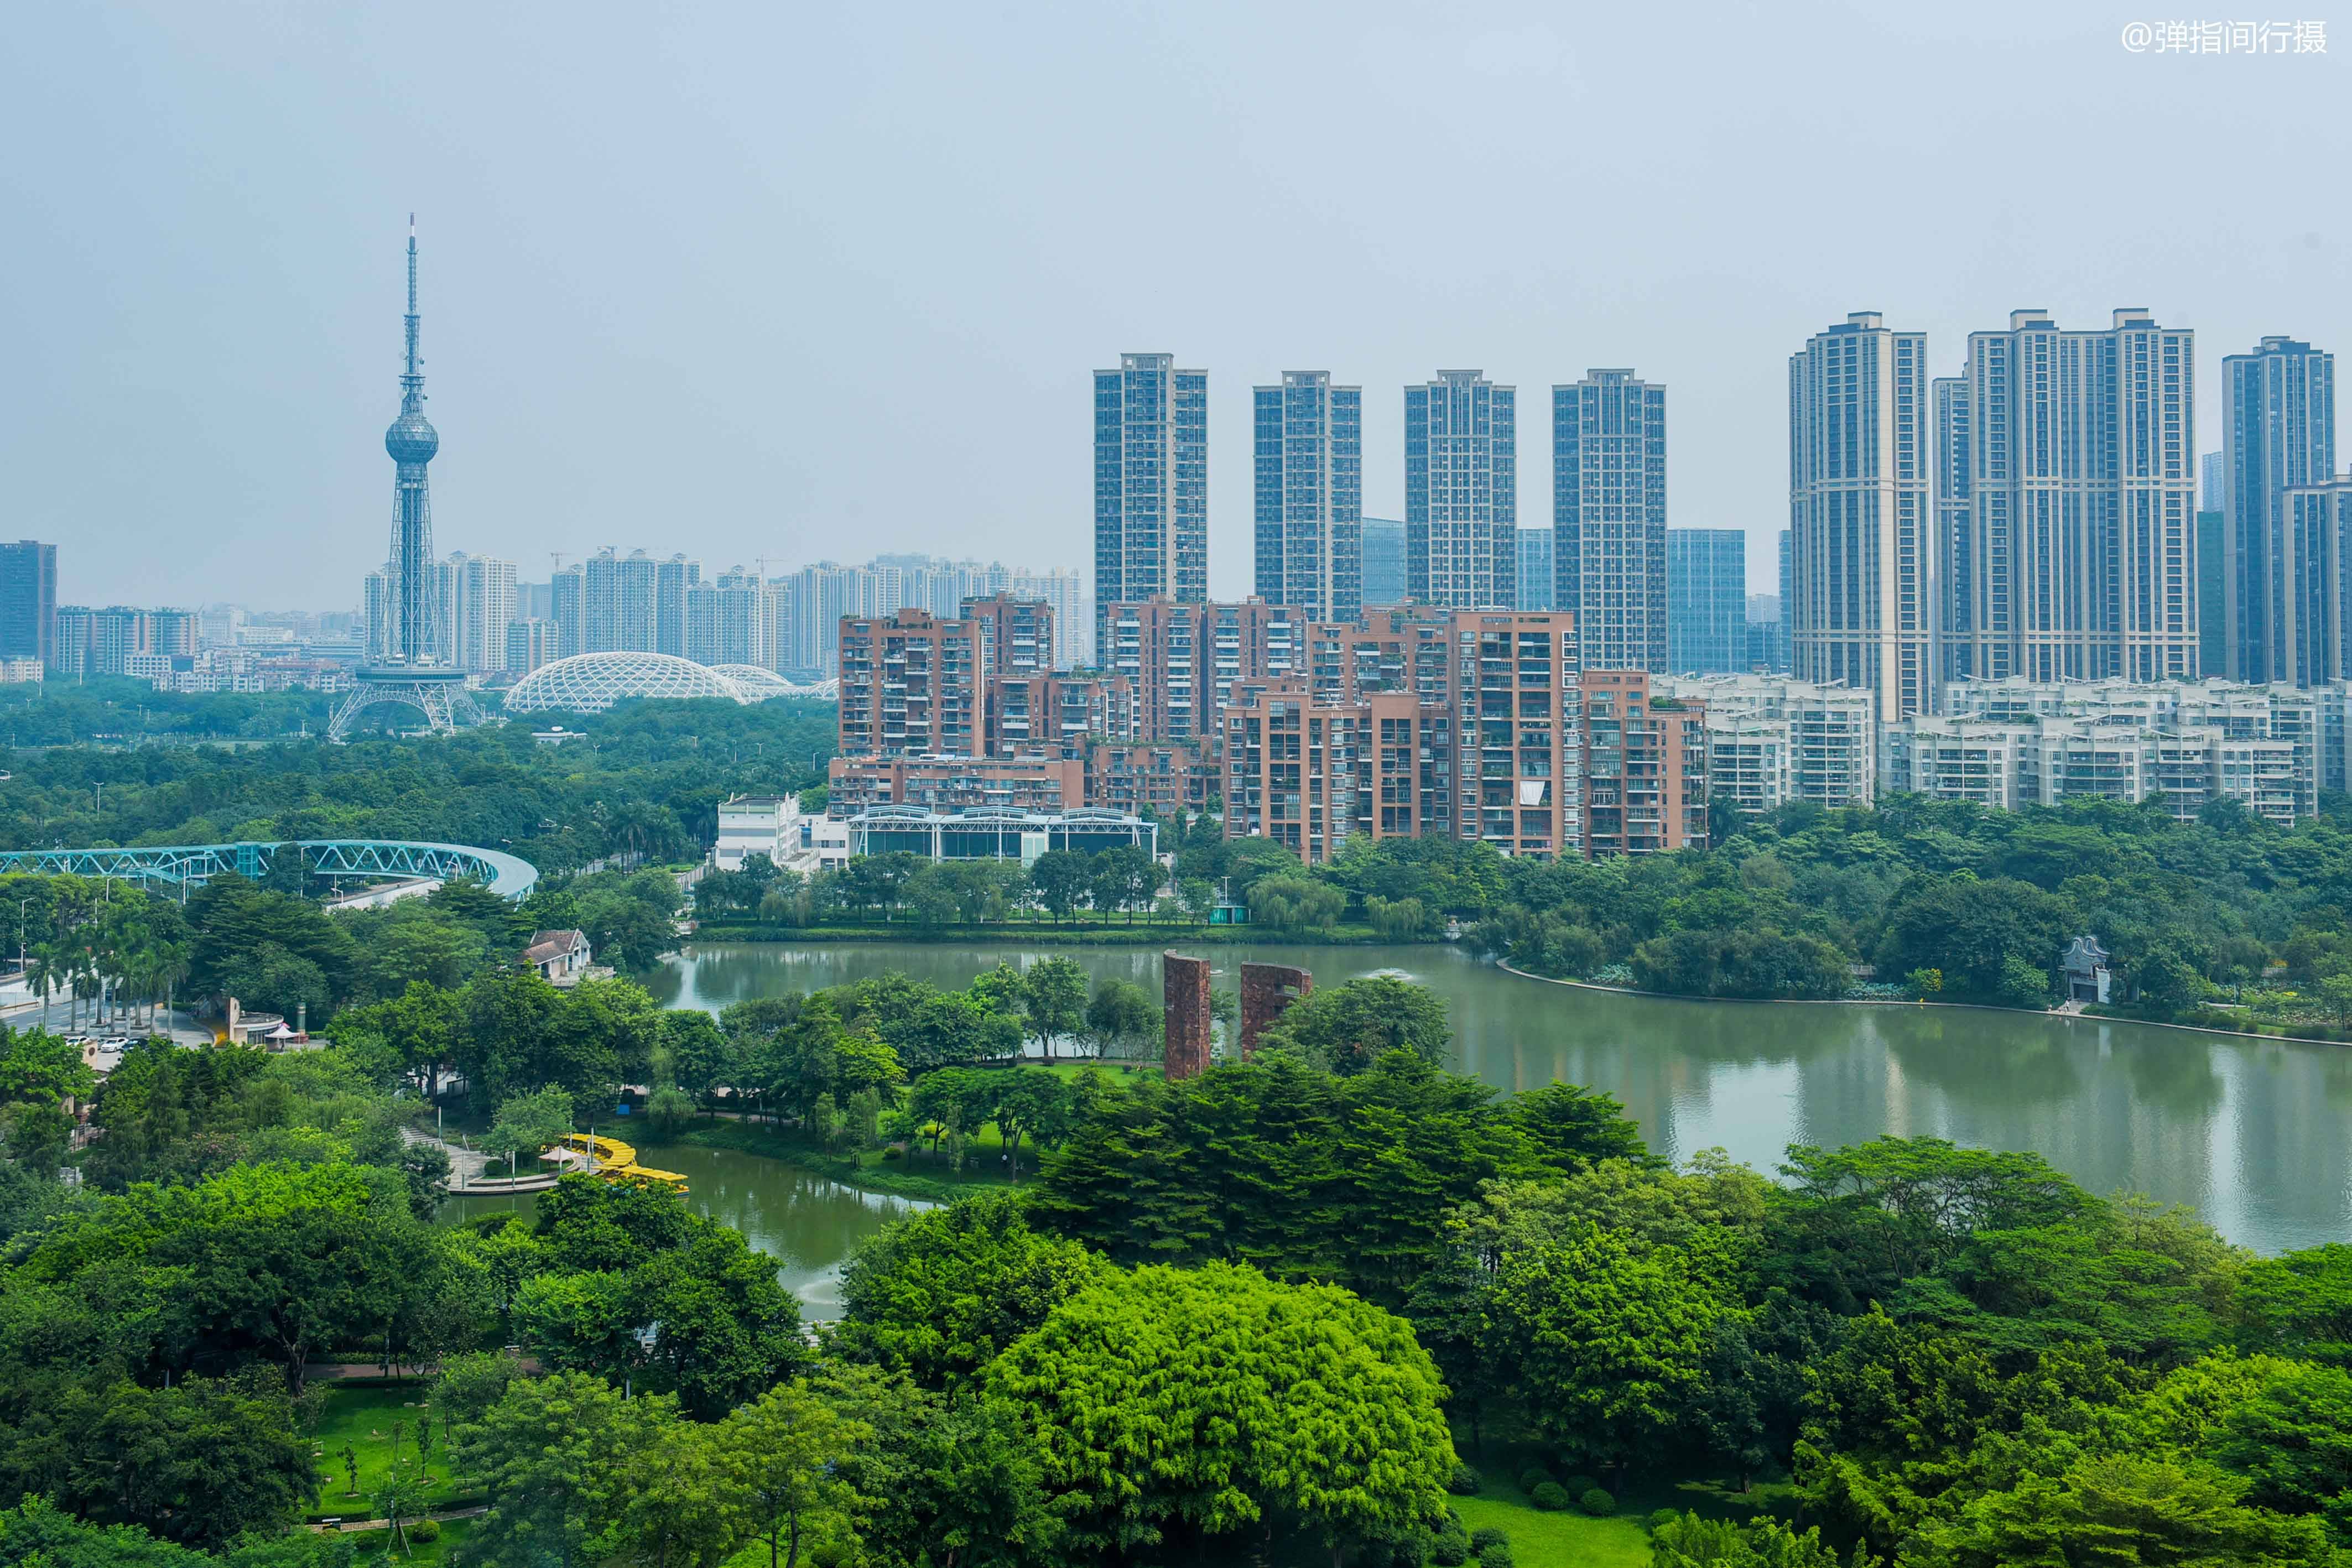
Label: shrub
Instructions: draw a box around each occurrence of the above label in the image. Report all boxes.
[1477,1547,1513,1568]
[1447,1461,1483,1496]
[1428,1517,1470,1567]
[1529,1481,1572,1512]
[1469,1527,1509,1553]
[402,1519,440,1544]
[1648,1508,1682,1530]
[1560,1475,1600,1499]
[1578,1487,1616,1516]
[1517,1466,1555,1496]
[881,1144,904,1161]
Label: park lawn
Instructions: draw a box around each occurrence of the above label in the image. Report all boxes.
[367,1514,474,1566]
[1451,1494,1651,1567]
[305,1381,474,1521]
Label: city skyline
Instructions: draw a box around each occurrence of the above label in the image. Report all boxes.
[7,7,2346,610]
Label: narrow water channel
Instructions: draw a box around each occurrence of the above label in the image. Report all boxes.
[440,1141,928,1320]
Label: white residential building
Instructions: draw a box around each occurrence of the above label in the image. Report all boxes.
[1659,674,1877,810]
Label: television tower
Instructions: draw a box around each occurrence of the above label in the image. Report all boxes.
[330,217,482,741]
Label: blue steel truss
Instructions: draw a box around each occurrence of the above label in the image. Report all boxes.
[0,840,538,901]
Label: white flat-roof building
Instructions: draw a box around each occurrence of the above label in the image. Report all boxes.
[1660,674,1876,810]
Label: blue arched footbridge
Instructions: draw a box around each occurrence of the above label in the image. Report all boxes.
[0,840,539,901]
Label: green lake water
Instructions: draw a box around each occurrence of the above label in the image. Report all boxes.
[642,939,2352,1258]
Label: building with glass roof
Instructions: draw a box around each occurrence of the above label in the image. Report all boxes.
[847,805,1156,863]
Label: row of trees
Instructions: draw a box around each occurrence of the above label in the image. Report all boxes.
[0,693,834,882]
[696,844,1198,931]
[1165,790,2352,1009]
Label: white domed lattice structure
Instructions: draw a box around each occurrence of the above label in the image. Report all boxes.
[708,665,841,701]
[505,652,749,715]
[709,664,794,699]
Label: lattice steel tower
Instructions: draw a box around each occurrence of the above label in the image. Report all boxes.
[331,217,482,740]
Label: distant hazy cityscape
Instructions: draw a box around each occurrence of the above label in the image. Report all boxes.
[3,233,2348,860]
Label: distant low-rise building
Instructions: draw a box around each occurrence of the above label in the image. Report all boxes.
[523,929,594,987]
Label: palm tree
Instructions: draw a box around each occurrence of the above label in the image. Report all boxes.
[25,946,61,1028]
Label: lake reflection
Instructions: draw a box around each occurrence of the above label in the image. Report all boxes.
[647,940,2352,1257]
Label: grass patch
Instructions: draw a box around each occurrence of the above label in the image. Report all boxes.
[1450,1494,1651,1568]
[304,1382,476,1522]
[1446,1434,1800,1567]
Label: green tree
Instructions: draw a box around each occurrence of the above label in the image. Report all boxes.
[714,1382,870,1568]
[834,1189,1108,1390]
[1081,977,1159,1061]
[1485,1222,1725,1477]
[1018,957,1086,1064]
[1252,974,1451,1074]
[454,1373,670,1568]
[1026,851,1090,925]
[484,1086,575,1180]
[984,1261,1455,1561]
[46,1375,317,1549]
[1904,1454,2333,1568]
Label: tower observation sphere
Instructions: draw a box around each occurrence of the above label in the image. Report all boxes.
[386,409,439,465]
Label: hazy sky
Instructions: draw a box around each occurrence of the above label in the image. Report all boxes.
[6,3,2346,610]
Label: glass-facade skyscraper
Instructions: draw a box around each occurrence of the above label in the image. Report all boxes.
[1789,312,1934,720]
[1667,528,1746,673]
[1555,368,1667,670]
[1406,370,1515,608]
[2224,336,2333,682]
[1253,371,1361,621]
[1359,518,1406,607]
[1095,353,1208,609]
[1516,528,1555,611]
[0,540,56,669]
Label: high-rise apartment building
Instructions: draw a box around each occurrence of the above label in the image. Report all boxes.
[505,617,558,676]
[1554,369,1667,669]
[1096,597,1299,743]
[655,553,700,659]
[0,541,57,669]
[1228,610,1586,861]
[1516,528,1555,611]
[2225,336,2334,682]
[435,552,516,674]
[1666,529,1746,674]
[1933,375,1974,681]
[1359,519,1407,607]
[836,608,985,757]
[1950,309,2198,686]
[1579,670,1709,857]
[1789,312,1933,720]
[2197,508,2228,678]
[551,566,585,658]
[687,568,765,668]
[2281,478,2350,686]
[961,592,1055,681]
[1744,596,1789,674]
[1253,371,1361,622]
[1095,353,1208,608]
[1406,371,1516,609]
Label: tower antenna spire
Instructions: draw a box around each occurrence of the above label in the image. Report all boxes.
[402,214,423,403]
